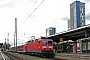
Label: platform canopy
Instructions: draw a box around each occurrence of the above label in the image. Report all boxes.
[46,24,90,43]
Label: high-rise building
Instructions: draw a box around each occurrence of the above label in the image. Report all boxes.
[68,20,71,30]
[69,1,85,30]
[46,27,56,37]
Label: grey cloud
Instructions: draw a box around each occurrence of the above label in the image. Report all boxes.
[86,13,90,20]
[0,2,15,8]
[0,0,35,8]
[62,16,70,21]
[84,0,90,2]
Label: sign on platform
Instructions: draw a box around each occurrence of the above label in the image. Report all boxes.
[60,38,63,41]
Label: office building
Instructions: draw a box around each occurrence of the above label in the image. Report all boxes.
[46,27,56,37]
[69,1,85,30]
[68,20,71,30]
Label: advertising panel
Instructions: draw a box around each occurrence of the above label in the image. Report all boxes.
[82,43,86,50]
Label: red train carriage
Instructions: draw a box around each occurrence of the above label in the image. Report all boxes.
[25,38,55,57]
[9,47,15,52]
[9,45,26,53]
[17,44,26,53]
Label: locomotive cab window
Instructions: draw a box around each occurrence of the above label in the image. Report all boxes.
[42,39,52,44]
[42,41,47,44]
[48,41,52,44]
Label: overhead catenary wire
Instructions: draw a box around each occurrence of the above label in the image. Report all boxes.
[10,0,45,44]
[34,24,67,36]
[18,0,38,29]
[18,0,45,29]
[22,0,38,20]
[23,0,45,24]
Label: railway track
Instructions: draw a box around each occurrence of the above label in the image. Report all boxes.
[3,52,24,60]
[3,51,90,60]
[3,52,66,60]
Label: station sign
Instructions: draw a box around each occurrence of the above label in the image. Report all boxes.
[60,38,63,41]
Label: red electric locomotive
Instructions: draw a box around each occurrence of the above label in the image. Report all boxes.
[9,38,55,57]
[25,38,55,57]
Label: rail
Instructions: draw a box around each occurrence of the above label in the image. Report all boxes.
[3,52,23,60]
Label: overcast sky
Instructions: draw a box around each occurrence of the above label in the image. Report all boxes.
[0,0,90,46]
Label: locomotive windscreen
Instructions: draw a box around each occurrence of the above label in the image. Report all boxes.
[42,39,52,44]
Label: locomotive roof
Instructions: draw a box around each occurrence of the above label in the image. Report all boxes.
[27,38,52,43]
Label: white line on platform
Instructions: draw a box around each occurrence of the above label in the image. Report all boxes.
[1,52,5,60]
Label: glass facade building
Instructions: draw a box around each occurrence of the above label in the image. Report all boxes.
[46,27,56,37]
[69,1,85,30]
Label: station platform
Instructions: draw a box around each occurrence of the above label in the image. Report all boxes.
[55,53,90,60]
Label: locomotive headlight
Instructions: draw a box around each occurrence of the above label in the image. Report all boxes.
[48,46,53,48]
[42,46,46,48]
[49,46,53,50]
[42,46,46,50]
[42,48,44,50]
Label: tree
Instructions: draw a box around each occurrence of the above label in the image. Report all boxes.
[4,43,11,51]
[6,44,11,49]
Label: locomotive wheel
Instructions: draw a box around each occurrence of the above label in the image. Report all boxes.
[41,53,46,58]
